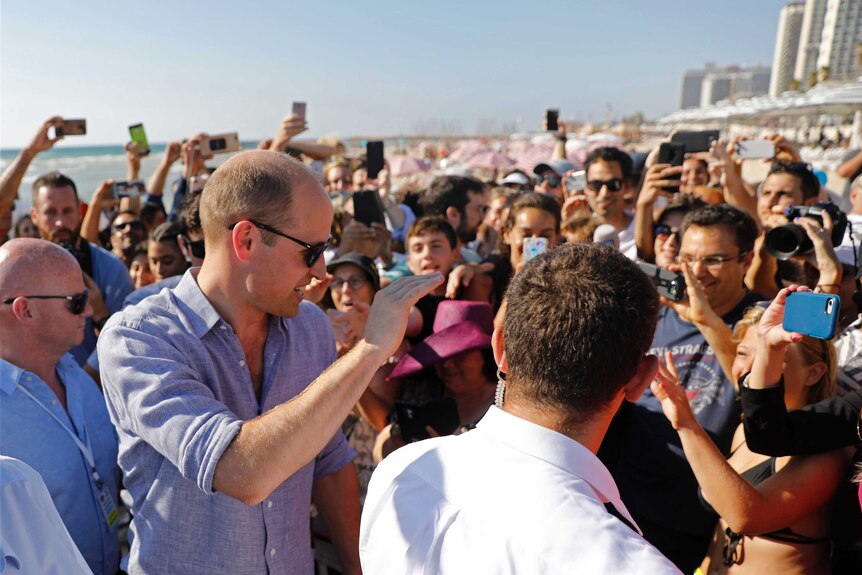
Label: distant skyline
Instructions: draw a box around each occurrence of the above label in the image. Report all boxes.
[1,0,788,148]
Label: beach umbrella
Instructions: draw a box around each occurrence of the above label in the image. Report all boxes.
[466,151,515,170]
[449,140,491,162]
[389,156,427,177]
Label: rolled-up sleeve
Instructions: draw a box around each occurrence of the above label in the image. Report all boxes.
[99,321,243,494]
[314,431,356,479]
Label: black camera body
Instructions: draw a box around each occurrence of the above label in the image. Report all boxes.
[765,202,848,260]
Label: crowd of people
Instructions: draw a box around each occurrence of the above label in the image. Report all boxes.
[0,112,861,574]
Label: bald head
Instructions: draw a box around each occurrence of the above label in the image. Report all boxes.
[200,150,329,244]
[0,238,79,297]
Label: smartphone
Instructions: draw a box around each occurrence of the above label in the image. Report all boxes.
[658,142,686,194]
[523,237,549,262]
[56,119,87,137]
[783,292,840,340]
[352,190,386,226]
[366,141,384,179]
[545,108,559,132]
[201,132,241,155]
[111,180,147,199]
[636,261,686,302]
[292,101,306,121]
[733,139,775,160]
[128,123,151,156]
[671,130,720,153]
[394,397,460,442]
[566,170,586,193]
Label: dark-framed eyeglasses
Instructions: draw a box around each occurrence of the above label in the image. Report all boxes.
[181,235,206,260]
[329,276,369,292]
[3,289,90,315]
[678,251,750,269]
[228,220,331,268]
[654,225,681,243]
[586,178,624,193]
[535,174,562,188]
[115,220,144,233]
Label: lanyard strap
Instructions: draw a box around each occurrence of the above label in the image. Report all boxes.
[16,384,101,483]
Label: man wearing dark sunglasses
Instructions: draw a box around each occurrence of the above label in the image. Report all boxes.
[0,238,122,575]
[532,158,574,200]
[584,147,638,259]
[98,150,443,574]
[110,210,146,269]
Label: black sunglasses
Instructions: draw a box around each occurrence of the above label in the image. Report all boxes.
[115,220,144,232]
[535,173,562,188]
[586,178,624,193]
[181,235,206,260]
[3,289,89,315]
[654,225,680,242]
[228,220,331,268]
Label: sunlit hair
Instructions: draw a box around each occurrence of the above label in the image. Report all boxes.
[734,305,836,405]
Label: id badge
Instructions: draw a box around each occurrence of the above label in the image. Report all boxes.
[97,481,119,531]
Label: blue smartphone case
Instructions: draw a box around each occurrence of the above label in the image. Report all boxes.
[783,292,840,340]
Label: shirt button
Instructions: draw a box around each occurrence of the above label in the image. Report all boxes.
[267,500,273,509]
[270,549,276,557]
[51,400,58,406]
[239,360,246,367]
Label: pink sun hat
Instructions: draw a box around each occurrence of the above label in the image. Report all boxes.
[389,300,494,380]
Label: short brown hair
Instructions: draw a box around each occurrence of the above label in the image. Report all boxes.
[561,213,598,243]
[407,216,457,249]
[32,171,78,208]
[504,243,659,418]
[199,151,314,245]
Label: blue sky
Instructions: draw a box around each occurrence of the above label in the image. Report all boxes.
[1,0,789,147]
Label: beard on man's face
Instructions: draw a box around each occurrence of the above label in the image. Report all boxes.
[45,225,80,246]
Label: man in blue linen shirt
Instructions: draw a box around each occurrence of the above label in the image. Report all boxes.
[98,150,443,574]
[0,238,121,575]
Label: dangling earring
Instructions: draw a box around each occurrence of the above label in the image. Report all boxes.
[495,367,506,408]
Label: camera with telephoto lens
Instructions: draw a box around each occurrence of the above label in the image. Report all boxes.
[765,202,848,260]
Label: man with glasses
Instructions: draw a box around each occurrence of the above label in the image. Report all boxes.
[110,210,147,269]
[0,238,121,575]
[532,158,574,200]
[97,150,443,574]
[602,205,762,572]
[583,147,638,259]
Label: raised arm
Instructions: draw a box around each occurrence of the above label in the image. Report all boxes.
[836,149,862,180]
[0,117,63,212]
[147,141,182,197]
[634,163,679,261]
[79,180,115,244]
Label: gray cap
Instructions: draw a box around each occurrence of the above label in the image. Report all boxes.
[533,158,576,176]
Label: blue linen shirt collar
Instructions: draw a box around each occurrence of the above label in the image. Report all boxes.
[0,359,24,396]
[172,269,225,339]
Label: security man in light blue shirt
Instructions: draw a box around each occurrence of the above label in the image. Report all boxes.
[0,238,121,575]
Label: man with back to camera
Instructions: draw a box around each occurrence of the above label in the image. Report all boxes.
[602,204,763,572]
[0,238,121,575]
[97,150,443,574]
[0,118,133,365]
[360,242,681,574]
[583,147,638,259]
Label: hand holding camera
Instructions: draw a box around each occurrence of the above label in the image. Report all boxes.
[765,202,848,261]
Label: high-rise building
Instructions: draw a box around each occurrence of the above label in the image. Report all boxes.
[816,0,862,81]
[795,0,831,85]
[680,65,713,109]
[770,2,806,96]
[687,65,772,107]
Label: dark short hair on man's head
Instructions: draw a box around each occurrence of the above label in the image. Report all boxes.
[680,204,758,253]
[417,175,485,219]
[584,147,633,180]
[178,189,203,234]
[769,161,820,201]
[504,243,659,419]
[407,216,457,249]
[31,171,78,207]
[658,193,707,225]
[149,221,184,246]
[140,202,167,227]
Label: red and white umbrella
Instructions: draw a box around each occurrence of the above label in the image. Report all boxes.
[388,155,428,177]
[466,151,515,170]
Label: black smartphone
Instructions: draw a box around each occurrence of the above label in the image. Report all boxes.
[636,261,686,302]
[128,123,151,156]
[670,130,720,153]
[395,397,461,442]
[352,190,385,226]
[56,118,87,137]
[658,142,685,194]
[546,108,559,131]
[366,141,384,179]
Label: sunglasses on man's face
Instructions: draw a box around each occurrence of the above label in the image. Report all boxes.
[182,235,206,260]
[115,220,144,233]
[586,178,624,193]
[654,225,681,243]
[228,220,331,268]
[2,289,90,315]
[535,174,562,188]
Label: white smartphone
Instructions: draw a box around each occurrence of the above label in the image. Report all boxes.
[201,132,241,155]
[734,139,775,160]
[566,170,586,193]
[523,237,549,262]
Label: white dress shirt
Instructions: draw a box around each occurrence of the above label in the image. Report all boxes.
[360,406,680,574]
[0,456,93,574]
